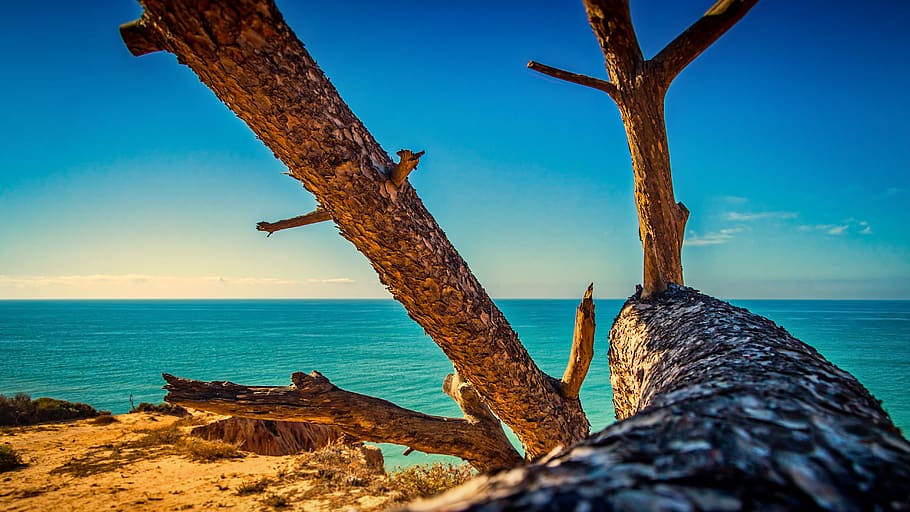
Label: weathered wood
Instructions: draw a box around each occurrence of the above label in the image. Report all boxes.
[163,372,522,472]
[124,0,588,458]
[409,286,910,510]
[560,283,596,399]
[256,207,332,236]
[390,149,425,187]
[119,17,161,56]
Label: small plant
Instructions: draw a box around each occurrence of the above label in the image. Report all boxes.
[130,402,188,417]
[91,413,119,425]
[0,444,25,472]
[388,462,475,499]
[261,493,290,508]
[180,438,244,462]
[235,477,270,495]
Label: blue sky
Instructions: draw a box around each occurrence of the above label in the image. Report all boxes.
[0,1,908,299]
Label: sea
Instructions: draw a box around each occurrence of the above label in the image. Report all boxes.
[1,298,908,469]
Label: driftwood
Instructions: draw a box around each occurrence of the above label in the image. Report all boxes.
[190,417,343,456]
[164,371,521,472]
[409,286,910,510]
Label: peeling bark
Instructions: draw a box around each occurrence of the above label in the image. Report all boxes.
[123,0,588,458]
[408,287,910,510]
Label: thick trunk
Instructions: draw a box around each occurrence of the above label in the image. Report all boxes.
[123,0,588,458]
[409,287,910,510]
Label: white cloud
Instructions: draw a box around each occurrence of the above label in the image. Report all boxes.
[686,228,745,247]
[718,195,749,204]
[798,220,870,236]
[0,274,358,298]
[723,211,798,222]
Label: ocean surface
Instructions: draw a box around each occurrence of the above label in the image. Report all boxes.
[1,298,908,468]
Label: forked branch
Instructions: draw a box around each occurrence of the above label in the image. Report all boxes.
[163,372,521,471]
[561,283,596,398]
[256,208,332,236]
[652,0,759,85]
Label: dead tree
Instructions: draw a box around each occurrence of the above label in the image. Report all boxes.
[406,287,910,510]
[120,0,597,471]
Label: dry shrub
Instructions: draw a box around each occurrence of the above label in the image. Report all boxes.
[130,402,188,417]
[91,413,119,425]
[236,477,271,495]
[0,394,100,426]
[179,437,244,462]
[261,493,290,508]
[0,444,25,472]
[388,462,475,500]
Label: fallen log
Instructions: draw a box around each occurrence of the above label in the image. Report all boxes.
[409,286,910,510]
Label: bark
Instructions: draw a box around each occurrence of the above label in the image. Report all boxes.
[256,208,331,236]
[408,286,910,510]
[164,372,521,472]
[532,1,755,297]
[122,0,588,458]
[560,283,596,399]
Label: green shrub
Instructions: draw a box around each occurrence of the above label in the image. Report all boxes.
[33,397,99,423]
[0,444,24,472]
[130,402,188,417]
[388,462,475,499]
[0,394,99,426]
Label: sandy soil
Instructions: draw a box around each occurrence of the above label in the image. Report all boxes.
[0,413,394,511]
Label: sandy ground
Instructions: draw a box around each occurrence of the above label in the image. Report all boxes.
[0,413,393,511]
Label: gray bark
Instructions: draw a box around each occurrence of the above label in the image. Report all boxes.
[409,286,910,510]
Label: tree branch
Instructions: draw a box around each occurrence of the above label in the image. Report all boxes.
[652,0,759,85]
[390,149,425,187]
[163,372,522,471]
[119,17,162,56]
[527,61,618,103]
[256,208,332,236]
[560,283,596,399]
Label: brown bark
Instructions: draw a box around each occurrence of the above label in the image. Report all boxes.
[560,284,596,399]
[163,372,521,472]
[408,287,910,510]
[256,208,331,236]
[122,0,588,459]
[528,0,756,297]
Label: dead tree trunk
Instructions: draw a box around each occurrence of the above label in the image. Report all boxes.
[410,287,910,510]
[530,0,757,297]
[121,0,594,461]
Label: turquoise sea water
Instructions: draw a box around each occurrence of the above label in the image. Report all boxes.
[1,299,908,468]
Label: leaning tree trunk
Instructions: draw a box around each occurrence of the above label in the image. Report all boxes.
[408,286,910,510]
[120,0,590,462]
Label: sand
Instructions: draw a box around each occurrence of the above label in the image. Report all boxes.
[0,412,394,511]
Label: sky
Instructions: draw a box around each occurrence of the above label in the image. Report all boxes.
[0,0,908,299]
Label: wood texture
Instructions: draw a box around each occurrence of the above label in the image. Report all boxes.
[408,286,910,510]
[256,208,331,236]
[124,0,588,459]
[560,284,596,399]
[164,372,521,471]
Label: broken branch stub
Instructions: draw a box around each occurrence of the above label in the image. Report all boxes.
[560,283,596,399]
